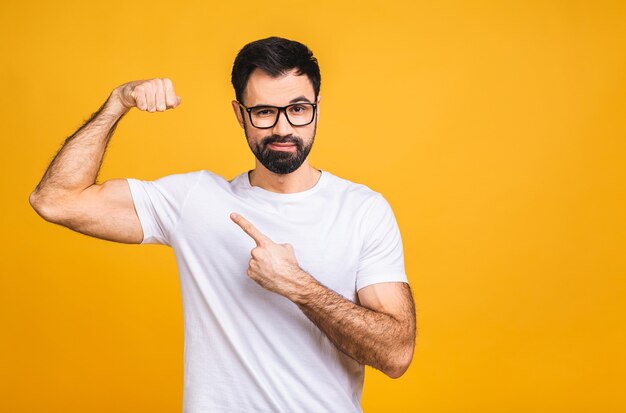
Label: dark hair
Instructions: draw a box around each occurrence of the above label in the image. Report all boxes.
[231,36,321,104]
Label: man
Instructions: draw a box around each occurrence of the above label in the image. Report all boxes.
[29,36,416,412]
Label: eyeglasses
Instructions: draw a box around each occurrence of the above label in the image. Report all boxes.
[237,101,317,129]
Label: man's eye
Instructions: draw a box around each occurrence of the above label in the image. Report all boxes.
[290,105,305,113]
[254,109,275,116]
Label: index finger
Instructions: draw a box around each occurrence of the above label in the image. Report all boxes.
[230,212,271,246]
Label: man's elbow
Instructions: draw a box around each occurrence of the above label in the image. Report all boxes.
[385,346,414,379]
[30,191,48,218]
[29,190,61,223]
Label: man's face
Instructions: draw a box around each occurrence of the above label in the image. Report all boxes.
[231,68,320,175]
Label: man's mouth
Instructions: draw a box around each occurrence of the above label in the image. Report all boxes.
[267,142,296,151]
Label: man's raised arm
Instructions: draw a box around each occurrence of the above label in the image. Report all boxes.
[29,78,181,244]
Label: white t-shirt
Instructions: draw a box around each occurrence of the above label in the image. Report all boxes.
[126,169,408,413]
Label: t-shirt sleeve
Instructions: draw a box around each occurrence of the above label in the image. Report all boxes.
[356,193,409,291]
[125,171,202,246]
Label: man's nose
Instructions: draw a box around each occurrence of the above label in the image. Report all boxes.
[272,109,294,136]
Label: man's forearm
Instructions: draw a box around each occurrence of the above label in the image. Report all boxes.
[229,207,416,377]
[31,92,128,202]
[291,271,414,378]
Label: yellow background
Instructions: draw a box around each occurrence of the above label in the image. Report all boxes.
[2,0,625,411]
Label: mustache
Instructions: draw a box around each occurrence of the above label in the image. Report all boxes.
[262,134,302,147]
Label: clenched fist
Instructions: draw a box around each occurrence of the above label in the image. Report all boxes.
[113,78,181,112]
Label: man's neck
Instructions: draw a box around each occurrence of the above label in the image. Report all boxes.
[249,163,322,194]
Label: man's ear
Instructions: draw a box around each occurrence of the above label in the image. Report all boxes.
[231,100,245,129]
[316,95,321,122]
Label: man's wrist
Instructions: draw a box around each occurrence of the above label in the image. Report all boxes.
[103,89,132,118]
[290,269,320,306]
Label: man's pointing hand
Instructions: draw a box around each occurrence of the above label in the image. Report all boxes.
[230,212,312,300]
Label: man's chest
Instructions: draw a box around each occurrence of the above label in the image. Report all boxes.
[174,191,365,301]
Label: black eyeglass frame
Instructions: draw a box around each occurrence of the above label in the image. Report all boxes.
[237,101,318,129]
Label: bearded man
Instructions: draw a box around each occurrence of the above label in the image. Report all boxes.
[29,36,416,413]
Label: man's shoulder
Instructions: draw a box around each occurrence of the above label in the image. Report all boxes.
[323,170,383,203]
[130,169,218,194]
[157,169,227,185]
[137,169,206,182]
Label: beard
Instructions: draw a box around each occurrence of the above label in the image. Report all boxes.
[245,122,316,175]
